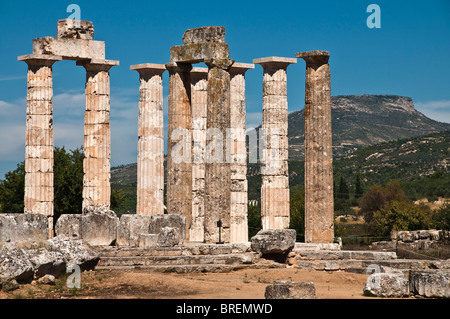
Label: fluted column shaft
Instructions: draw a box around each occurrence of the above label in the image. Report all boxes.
[131,64,166,215]
[254,57,296,230]
[19,54,61,238]
[190,67,208,241]
[229,63,253,242]
[204,58,234,243]
[166,62,193,240]
[296,50,334,243]
[77,59,118,213]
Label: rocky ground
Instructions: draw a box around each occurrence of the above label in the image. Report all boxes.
[0,267,374,299]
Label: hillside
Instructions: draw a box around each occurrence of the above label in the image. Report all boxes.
[288,95,450,160]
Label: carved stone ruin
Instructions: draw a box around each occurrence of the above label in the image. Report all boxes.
[13,21,336,247]
[296,50,334,243]
[18,19,119,238]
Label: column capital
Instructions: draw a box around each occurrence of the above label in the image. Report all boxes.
[204,58,234,71]
[130,63,166,76]
[229,62,255,75]
[18,54,62,66]
[295,50,330,66]
[253,56,296,70]
[76,59,119,71]
[165,61,192,73]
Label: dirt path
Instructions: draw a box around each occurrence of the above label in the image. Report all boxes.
[0,268,373,299]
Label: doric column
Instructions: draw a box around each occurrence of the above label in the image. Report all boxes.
[296,50,334,243]
[77,59,119,213]
[204,58,234,243]
[254,57,296,230]
[190,67,208,242]
[18,54,62,237]
[229,63,254,243]
[130,63,166,215]
[165,62,193,240]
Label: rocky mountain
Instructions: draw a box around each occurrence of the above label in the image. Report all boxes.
[288,95,450,160]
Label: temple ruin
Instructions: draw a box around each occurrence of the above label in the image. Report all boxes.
[10,20,336,247]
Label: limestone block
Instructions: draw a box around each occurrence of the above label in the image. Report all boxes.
[148,214,186,242]
[170,42,229,63]
[157,227,183,246]
[33,37,105,60]
[250,229,296,255]
[117,214,153,247]
[55,214,82,239]
[182,26,225,44]
[80,210,118,246]
[363,273,409,297]
[0,214,48,245]
[409,271,450,298]
[265,280,316,299]
[138,234,158,248]
[57,19,94,40]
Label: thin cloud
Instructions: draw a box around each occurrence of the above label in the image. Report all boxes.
[415,100,450,124]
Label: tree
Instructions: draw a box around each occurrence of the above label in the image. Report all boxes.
[433,203,450,230]
[0,162,25,213]
[0,147,125,220]
[372,200,433,236]
[247,203,261,239]
[289,185,305,241]
[337,176,349,200]
[354,174,363,199]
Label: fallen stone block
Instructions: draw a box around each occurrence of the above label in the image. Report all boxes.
[265,280,315,299]
[363,272,409,297]
[0,244,35,283]
[46,236,99,271]
[250,229,296,255]
[80,210,118,246]
[0,213,48,245]
[409,270,450,298]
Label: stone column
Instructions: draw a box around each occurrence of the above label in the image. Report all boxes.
[229,63,254,243]
[130,63,166,215]
[77,59,119,213]
[296,50,334,243]
[254,57,296,230]
[190,67,208,241]
[18,54,62,238]
[165,62,193,240]
[204,58,234,243]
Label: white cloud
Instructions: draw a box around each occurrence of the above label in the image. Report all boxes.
[415,100,450,124]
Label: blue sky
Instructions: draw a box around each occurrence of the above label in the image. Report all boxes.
[0,0,449,178]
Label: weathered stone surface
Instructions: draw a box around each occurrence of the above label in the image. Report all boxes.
[409,270,450,298]
[80,210,118,246]
[57,19,94,40]
[297,50,334,243]
[265,280,315,299]
[2,279,19,291]
[46,236,99,270]
[166,62,193,240]
[55,214,82,239]
[37,274,56,285]
[254,57,295,231]
[250,229,296,255]
[117,214,153,247]
[28,246,66,278]
[157,227,183,247]
[131,64,166,216]
[33,37,105,60]
[182,26,225,44]
[138,234,158,248]
[0,214,48,245]
[363,272,409,297]
[0,244,35,283]
[170,42,229,63]
[148,214,186,242]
